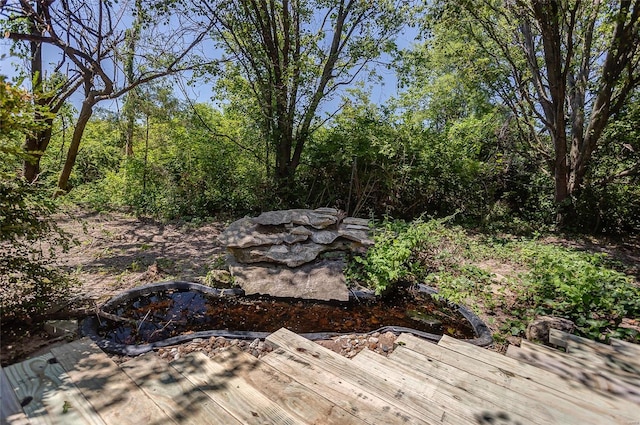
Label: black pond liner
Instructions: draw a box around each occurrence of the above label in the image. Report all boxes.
[81,281,493,356]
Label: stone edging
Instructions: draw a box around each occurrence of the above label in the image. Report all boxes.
[80,281,493,356]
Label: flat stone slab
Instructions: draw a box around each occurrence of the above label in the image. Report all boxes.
[229,258,350,302]
[229,240,352,267]
[254,209,339,229]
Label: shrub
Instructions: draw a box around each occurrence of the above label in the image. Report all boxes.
[0,78,76,320]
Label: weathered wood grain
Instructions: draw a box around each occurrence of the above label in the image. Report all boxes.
[439,334,640,415]
[50,338,174,425]
[261,347,428,425]
[388,343,613,425]
[171,351,304,425]
[266,327,444,425]
[3,353,105,425]
[398,333,637,423]
[353,348,533,425]
[507,342,640,404]
[549,329,640,377]
[1,366,30,425]
[119,353,241,425]
[208,347,367,425]
[521,339,640,385]
[611,338,640,357]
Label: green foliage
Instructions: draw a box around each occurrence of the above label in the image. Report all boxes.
[302,96,502,220]
[50,101,267,219]
[347,216,454,294]
[522,245,640,341]
[349,217,640,343]
[571,93,640,233]
[208,0,412,195]
[0,178,75,319]
[0,78,76,320]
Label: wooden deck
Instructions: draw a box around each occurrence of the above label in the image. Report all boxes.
[2,328,639,424]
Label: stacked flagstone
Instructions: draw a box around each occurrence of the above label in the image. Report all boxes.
[218,208,373,301]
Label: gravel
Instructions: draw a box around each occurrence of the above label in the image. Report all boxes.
[141,331,399,364]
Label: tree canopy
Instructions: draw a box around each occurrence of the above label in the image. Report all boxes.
[1,0,638,231]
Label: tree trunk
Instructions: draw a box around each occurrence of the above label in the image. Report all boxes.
[125,110,135,157]
[23,123,52,182]
[57,98,95,193]
[23,11,48,182]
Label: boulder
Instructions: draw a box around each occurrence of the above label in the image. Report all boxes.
[229,258,350,301]
[526,316,576,344]
[219,210,372,266]
[219,209,372,301]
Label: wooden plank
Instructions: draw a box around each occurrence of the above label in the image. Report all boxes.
[171,351,304,425]
[50,338,174,425]
[119,353,242,425]
[387,343,614,425]
[611,338,640,357]
[507,343,640,404]
[261,347,429,425]
[3,352,106,425]
[521,339,640,384]
[548,328,569,348]
[1,366,31,425]
[396,333,633,425]
[207,347,368,425]
[266,327,451,425]
[549,329,640,377]
[352,349,534,425]
[438,334,640,417]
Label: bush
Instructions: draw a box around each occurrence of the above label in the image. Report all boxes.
[346,216,454,294]
[0,179,76,319]
[0,78,76,320]
[348,216,640,342]
[522,245,640,341]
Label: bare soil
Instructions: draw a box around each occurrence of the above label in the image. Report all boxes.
[1,210,229,365]
[1,209,639,365]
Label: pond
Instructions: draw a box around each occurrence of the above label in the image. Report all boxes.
[82,281,492,355]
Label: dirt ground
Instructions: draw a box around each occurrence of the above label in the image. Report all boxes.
[1,210,639,365]
[1,210,229,365]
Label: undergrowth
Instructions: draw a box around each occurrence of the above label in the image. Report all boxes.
[347,217,640,343]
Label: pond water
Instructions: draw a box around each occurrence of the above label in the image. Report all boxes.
[97,288,476,345]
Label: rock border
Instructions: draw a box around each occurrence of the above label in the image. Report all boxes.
[80,281,493,356]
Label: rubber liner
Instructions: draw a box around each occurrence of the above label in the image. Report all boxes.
[81,280,493,356]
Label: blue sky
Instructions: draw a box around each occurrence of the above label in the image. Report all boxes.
[0,10,419,117]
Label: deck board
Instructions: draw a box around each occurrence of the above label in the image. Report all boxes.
[171,351,304,425]
[353,348,532,425]
[549,329,640,377]
[398,333,635,423]
[1,365,34,425]
[388,343,614,425]
[520,339,640,386]
[5,328,639,425]
[206,347,367,425]
[610,338,640,357]
[267,327,459,425]
[3,352,105,425]
[507,342,640,404]
[439,334,640,417]
[261,347,428,425]
[50,338,174,425]
[119,353,242,425]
